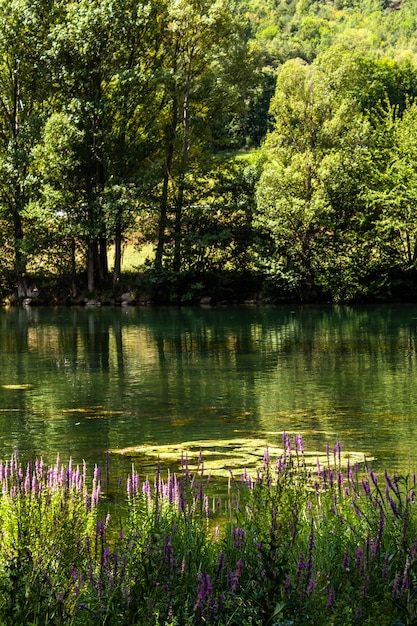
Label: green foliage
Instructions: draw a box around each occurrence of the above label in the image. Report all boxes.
[3,440,417,624]
[2,0,417,300]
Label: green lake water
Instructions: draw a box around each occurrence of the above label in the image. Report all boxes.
[0,303,417,482]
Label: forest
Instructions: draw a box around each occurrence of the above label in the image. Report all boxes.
[2,0,417,304]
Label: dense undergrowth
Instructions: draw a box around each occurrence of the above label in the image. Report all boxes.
[1,437,417,625]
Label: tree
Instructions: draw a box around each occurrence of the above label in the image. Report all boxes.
[256,57,371,301]
[153,0,255,273]
[0,0,57,296]
[47,0,118,293]
[102,0,167,284]
[40,0,169,293]
[370,104,417,273]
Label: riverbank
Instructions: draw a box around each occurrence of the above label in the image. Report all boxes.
[4,266,417,308]
[0,437,416,625]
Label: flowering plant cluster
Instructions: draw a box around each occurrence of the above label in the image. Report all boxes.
[0,437,416,625]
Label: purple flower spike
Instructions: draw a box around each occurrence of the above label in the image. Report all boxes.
[326,589,336,609]
[307,576,315,595]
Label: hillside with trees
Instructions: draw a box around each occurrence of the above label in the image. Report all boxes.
[1,0,417,304]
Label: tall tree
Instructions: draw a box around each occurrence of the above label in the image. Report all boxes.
[370,104,417,273]
[0,0,57,296]
[48,0,117,293]
[104,0,167,284]
[42,0,167,292]
[153,0,254,272]
[256,57,371,300]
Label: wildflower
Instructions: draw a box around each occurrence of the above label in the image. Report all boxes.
[392,573,401,598]
[362,479,371,497]
[103,547,110,567]
[204,495,210,518]
[232,526,245,549]
[353,500,362,517]
[195,572,213,604]
[295,434,305,453]
[388,495,400,518]
[142,478,151,497]
[296,552,306,579]
[355,546,364,574]
[382,554,390,578]
[369,469,378,487]
[216,551,225,576]
[283,576,291,598]
[384,471,396,493]
[229,559,243,591]
[282,432,291,453]
[402,559,410,591]
[307,576,315,595]
[326,589,336,609]
[164,535,173,567]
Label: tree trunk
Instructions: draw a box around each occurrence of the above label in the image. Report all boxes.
[71,238,77,297]
[87,239,95,294]
[113,221,122,284]
[98,235,108,282]
[13,199,28,298]
[173,47,193,273]
[155,96,178,271]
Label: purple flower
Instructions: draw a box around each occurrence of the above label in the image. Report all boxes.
[355,546,364,574]
[382,554,390,578]
[295,435,305,453]
[196,571,213,602]
[388,496,400,518]
[297,552,306,578]
[402,559,410,591]
[229,559,243,591]
[216,552,225,575]
[384,471,395,493]
[232,527,245,549]
[307,576,315,595]
[392,573,401,598]
[362,479,371,497]
[326,589,336,609]
[165,535,173,569]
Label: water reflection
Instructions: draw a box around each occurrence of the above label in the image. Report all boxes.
[0,304,416,477]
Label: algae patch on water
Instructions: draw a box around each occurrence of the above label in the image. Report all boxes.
[112,438,368,478]
[2,384,33,390]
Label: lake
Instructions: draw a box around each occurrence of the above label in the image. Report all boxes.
[0,303,417,483]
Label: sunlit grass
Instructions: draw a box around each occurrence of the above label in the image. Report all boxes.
[107,242,154,272]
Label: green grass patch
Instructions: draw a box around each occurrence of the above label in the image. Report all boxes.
[107,243,154,272]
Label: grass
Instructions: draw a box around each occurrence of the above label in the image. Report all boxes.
[1,438,417,624]
[107,242,154,272]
